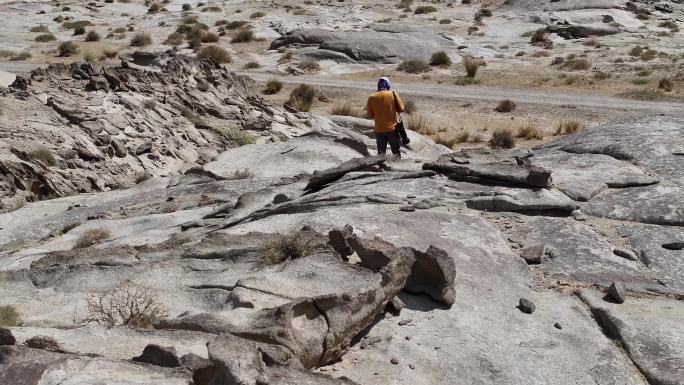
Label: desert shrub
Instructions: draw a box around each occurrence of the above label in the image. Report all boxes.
[74,228,111,249]
[85,30,100,41]
[429,51,452,67]
[244,61,261,69]
[35,34,57,42]
[658,78,674,91]
[331,103,360,117]
[262,229,318,265]
[530,28,550,45]
[113,27,127,33]
[551,56,564,66]
[197,45,232,63]
[74,26,86,35]
[635,11,649,20]
[516,51,526,57]
[58,41,80,57]
[516,121,543,140]
[215,20,228,26]
[495,99,516,113]
[201,32,219,43]
[439,19,452,24]
[63,20,93,30]
[556,119,584,134]
[264,78,283,94]
[632,78,650,85]
[10,52,31,61]
[403,99,416,114]
[630,46,644,57]
[165,32,184,46]
[408,115,432,135]
[561,58,591,71]
[299,59,320,73]
[641,49,657,61]
[148,2,161,13]
[231,29,254,43]
[454,76,481,85]
[130,33,152,47]
[226,20,249,30]
[62,6,71,11]
[79,282,169,328]
[0,50,13,58]
[433,131,460,148]
[82,50,95,63]
[659,20,679,32]
[182,3,191,10]
[398,59,431,73]
[250,11,266,18]
[474,8,492,21]
[142,99,157,110]
[619,88,664,101]
[397,0,413,7]
[289,84,317,111]
[222,128,256,146]
[593,71,610,80]
[532,50,551,58]
[489,128,516,149]
[231,169,254,179]
[414,5,437,14]
[101,48,118,58]
[0,305,20,326]
[28,148,56,166]
[463,56,479,77]
[30,25,50,33]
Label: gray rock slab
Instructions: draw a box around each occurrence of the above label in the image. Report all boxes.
[607,282,626,303]
[583,182,684,226]
[578,289,684,385]
[423,162,552,188]
[620,224,684,292]
[511,218,653,285]
[305,155,385,190]
[521,244,545,264]
[465,188,578,212]
[532,151,659,201]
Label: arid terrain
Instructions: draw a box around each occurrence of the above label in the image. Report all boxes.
[1,0,684,384]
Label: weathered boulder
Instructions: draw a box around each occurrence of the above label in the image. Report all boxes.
[305,155,386,190]
[132,344,182,368]
[404,246,456,305]
[521,244,545,264]
[25,335,62,352]
[0,328,15,346]
[549,24,620,38]
[607,282,626,304]
[423,162,552,188]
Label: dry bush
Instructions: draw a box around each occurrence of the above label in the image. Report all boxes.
[640,49,657,61]
[414,5,437,14]
[74,228,111,249]
[221,128,256,146]
[79,282,169,328]
[135,172,153,183]
[182,3,191,10]
[408,115,433,135]
[231,169,254,179]
[433,131,460,149]
[489,128,516,149]
[10,52,31,61]
[619,88,664,101]
[58,41,80,57]
[30,25,50,33]
[532,50,550,58]
[556,119,585,135]
[658,78,674,91]
[550,56,564,66]
[659,20,679,32]
[244,61,261,69]
[440,19,452,24]
[262,230,318,265]
[165,32,184,46]
[83,50,96,63]
[85,30,100,42]
[198,45,232,63]
[397,0,413,7]
[264,78,283,94]
[231,29,254,43]
[250,11,266,18]
[35,34,57,42]
[331,103,360,117]
[454,76,480,86]
[495,99,516,113]
[63,20,93,30]
[630,46,644,57]
[148,2,162,13]
[463,56,479,77]
[226,20,250,30]
[593,71,610,80]
[561,58,591,71]
[100,48,118,59]
[398,59,431,74]
[201,32,219,43]
[130,33,152,47]
[429,51,451,67]
[516,121,543,140]
[299,59,321,73]
[142,99,157,110]
[403,99,416,114]
[28,148,56,166]
[0,305,21,326]
[530,28,550,45]
[202,5,221,12]
[289,84,317,111]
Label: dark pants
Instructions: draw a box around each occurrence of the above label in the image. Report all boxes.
[376,130,401,156]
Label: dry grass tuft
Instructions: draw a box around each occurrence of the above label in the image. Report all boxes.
[231,29,254,43]
[561,58,591,71]
[264,78,283,94]
[197,45,232,63]
[331,103,361,117]
[0,305,21,326]
[289,84,317,112]
[130,33,152,47]
[398,59,431,74]
[495,99,516,113]
[58,41,80,57]
[221,128,256,146]
[74,228,111,249]
[262,229,318,265]
[28,148,56,166]
[407,115,433,135]
[463,56,479,78]
[516,121,544,140]
[489,128,516,149]
[299,59,321,73]
[556,119,585,135]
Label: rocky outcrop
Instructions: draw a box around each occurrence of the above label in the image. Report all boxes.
[423,162,553,188]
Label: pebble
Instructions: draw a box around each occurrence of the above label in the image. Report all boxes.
[390,358,399,365]
[434,346,441,350]
[554,322,563,330]
[519,298,536,314]
[409,364,416,370]
[405,336,412,341]
[398,319,412,326]
[399,206,416,212]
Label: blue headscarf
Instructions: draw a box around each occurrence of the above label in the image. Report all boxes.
[377,77,390,91]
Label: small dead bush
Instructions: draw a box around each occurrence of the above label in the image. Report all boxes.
[262,229,318,265]
[101,48,118,59]
[551,56,564,66]
[222,128,256,146]
[231,169,254,179]
[142,99,157,110]
[250,11,266,18]
[408,115,432,135]
[58,41,80,57]
[489,128,516,149]
[130,33,152,47]
[659,20,679,32]
[516,121,543,140]
[28,148,56,166]
[264,78,283,94]
[530,28,550,46]
[35,34,57,42]
[641,49,657,61]
[74,228,111,249]
[403,99,416,114]
[244,61,261,69]
[79,282,169,328]
[561,58,591,71]
[63,20,93,30]
[289,84,317,111]
[429,51,452,67]
[74,26,86,36]
[226,20,249,30]
[165,32,184,46]
[30,25,50,33]
[398,59,431,74]
[10,52,31,61]
[658,78,674,91]
[201,32,219,43]
[198,45,232,63]
[495,99,516,113]
[85,30,100,42]
[629,46,644,57]
[331,103,360,117]
[299,59,320,73]
[0,305,21,326]
[231,29,254,43]
[463,56,479,78]
[556,119,585,135]
[619,88,664,101]
[414,5,437,14]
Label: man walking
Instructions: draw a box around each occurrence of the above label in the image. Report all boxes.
[366,77,405,157]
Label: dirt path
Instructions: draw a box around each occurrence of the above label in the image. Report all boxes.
[242,73,684,117]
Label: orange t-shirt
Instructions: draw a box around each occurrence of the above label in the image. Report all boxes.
[366,90,404,133]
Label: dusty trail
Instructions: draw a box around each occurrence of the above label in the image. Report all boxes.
[242,73,684,117]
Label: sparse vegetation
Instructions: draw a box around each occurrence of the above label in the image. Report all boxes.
[30,25,50,33]
[407,115,432,135]
[289,84,317,112]
[10,52,31,61]
[79,282,169,328]
[414,5,437,14]
[530,28,551,46]
[397,0,413,8]
[165,32,184,46]
[556,119,585,135]
[262,229,318,265]
[197,45,232,63]
[264,78,283,94]
[85,30,101,42]
[231,29,255,43]
[148,2,162,13]
[63,20,93,30]
[658,78,674,91]
[130,32,152,47]
[630,46,644,57]
[221,128,256,146]
[454,76,481,86]
[35,33,57,42]
[101,48,118,59]
[226,20,249,30]
[398,59,431,74]
[74,26,86,35]
[142,99,157,110]
[0,305,21,326]
[429,51,452,67]
[495,99,516,113]
[182,3,191,10]
[299,59,320,73]
[489,128,516,149]
[250,11,266,19]
[58,41,80,57]
[403,99,416,114]
[516,121,543,140]
[202,5,221,12]
[659,20,679,32]
[551,56,564,66]
[331,103,361,117]
[74,228,111,249]
[561,58,591,71]
[231,169,254,179]
[619,88,665,101]
[244,61,261,69]
[463,56,479,78]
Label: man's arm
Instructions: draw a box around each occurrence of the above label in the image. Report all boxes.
[366,98,374,118]
[395,93,405,113]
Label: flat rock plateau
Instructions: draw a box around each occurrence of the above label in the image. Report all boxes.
[1,0,684,384]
